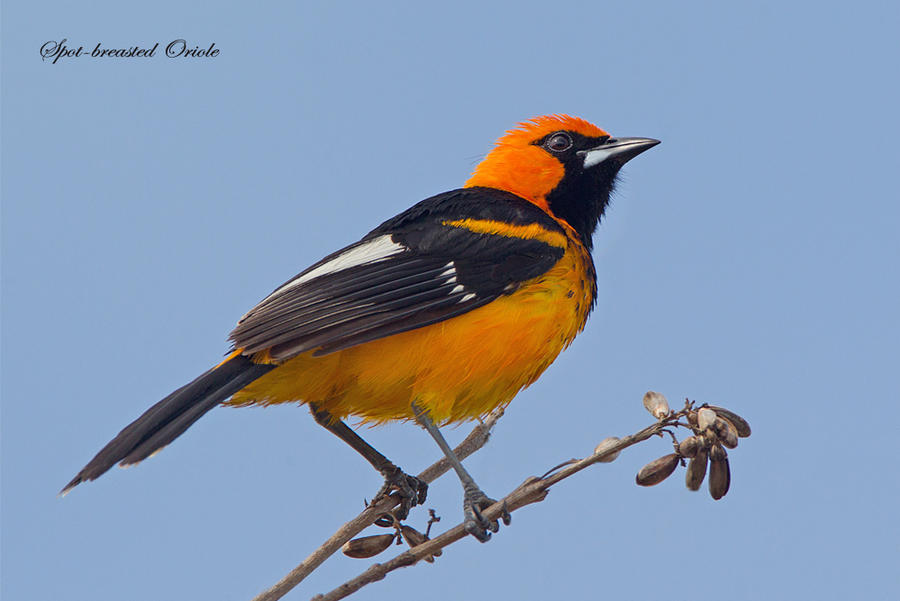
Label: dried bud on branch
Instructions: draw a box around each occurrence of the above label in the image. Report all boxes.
[399,525,426,547]
[642,391,670,419]
[399,525,440,563]
[697,407,717,430]
[594,437,621,462]
[687,410,699,428]
[341,534,396,559]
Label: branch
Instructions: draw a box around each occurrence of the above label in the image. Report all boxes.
[253,396,751,601]
[251,408,506,601]
[310,417,671,601]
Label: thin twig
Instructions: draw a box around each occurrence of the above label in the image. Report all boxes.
[251,408,505,601]
[310,415,681,601]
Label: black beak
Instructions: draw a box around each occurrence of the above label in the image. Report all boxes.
[579,137,660,168]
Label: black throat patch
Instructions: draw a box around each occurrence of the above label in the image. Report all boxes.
[545,154,620,250]
[532,131,622,249]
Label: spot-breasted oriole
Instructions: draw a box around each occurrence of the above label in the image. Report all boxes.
[63,115,658,541]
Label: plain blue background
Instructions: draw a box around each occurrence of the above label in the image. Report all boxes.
[3,2,899,600]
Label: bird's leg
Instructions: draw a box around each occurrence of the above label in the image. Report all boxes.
[309,404,427,520]
[411,402,510,542]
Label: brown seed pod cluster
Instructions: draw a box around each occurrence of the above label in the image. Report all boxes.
[342,510,443,561]
[635,401,750,501]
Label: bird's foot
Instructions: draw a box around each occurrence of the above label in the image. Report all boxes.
[463,482,511,542]
[371,465,428,521]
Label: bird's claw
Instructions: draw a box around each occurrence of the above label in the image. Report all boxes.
[371,466,428,521]
[463,484,510,542]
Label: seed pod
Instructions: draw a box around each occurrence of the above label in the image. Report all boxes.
[342,534,395,559]
[401,525,443,561]
[709,451,731,500]
[399,525,439,562]
[636,453,679,486]
[685,447,708,491]
[707,406,751,437]
[687,411,699,428]
[710,443,727,461]
[695,433,713,450]
[678,435,701,458]
[697,407,717,431]
[642,391,670,419]
[594,437,621,462]
[714,418,739,449]
[373,515,395,528]
[400,525,426,547]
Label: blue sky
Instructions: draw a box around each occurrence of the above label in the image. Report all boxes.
[3,1,899,600]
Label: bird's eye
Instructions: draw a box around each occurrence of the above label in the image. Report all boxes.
[545,132,573,153]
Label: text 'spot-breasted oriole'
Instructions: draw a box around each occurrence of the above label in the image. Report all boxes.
[63,115,659,541]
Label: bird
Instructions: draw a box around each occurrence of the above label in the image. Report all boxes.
[62,115,659,541]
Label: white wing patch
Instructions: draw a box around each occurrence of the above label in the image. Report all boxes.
[440,265,456,283]
[273,235,406,295]
[441,263,474,301]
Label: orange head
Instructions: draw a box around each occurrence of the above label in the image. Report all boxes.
[466,114,658,247]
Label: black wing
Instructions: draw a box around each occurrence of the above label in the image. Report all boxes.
[230,187,567,360]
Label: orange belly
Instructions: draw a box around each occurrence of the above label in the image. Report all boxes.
[228,242,594,424]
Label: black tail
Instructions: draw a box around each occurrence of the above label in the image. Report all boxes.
[61,353,274,495]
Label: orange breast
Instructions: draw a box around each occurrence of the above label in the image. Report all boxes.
[228,236,594,424]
